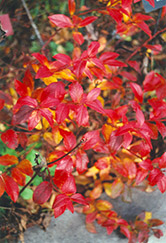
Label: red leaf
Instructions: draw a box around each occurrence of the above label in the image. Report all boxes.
[0,99,4,110]
[86,88,101,103]
[145,44,162,54]
[33,181,52,204]
[108,132,123,154]
[87,41,100,57]
[68,0,76,16]
[73,60,86,78]
[86,211,98,223]
[128,60,141,73]
[73,31,84,45]
[13,96,38,111]
[0,91,12,105]
[0,154,18,166]
[48,14,73,28]
[76,105,89,127]
[78,16,97,27]
[87,99,105,114]
[18,132,28,148]
[11,167,26,186]
[71,193,88,205]
[158,152,166,169]
[139,159,153,170]
[59,129,76,151]
[15,79,28,97]
[53,169,70,189]
[143,71,161,92]
[148,168,164,186]
[56,156,73,173]
[53,205,66,218]
[136,21,152,37]
[3,175,19,202]
[148,219,164,227]
[130,101,145,126]
[153,229,163,239]
[0,175,5,197]
[136,169,148,185]
[120,71,137,81]
[12,105,35,126]
[56,103,69,124]
[76,150,89,174]
[52,194,70,208]
[32,53,49,65]
[61,174,76,194]
[145,0,155,7]
[82,130,100,150]
[23,69,34,94]
[108,8,123,23]
[69,82,83,103]
[157,175,166,193]
[35,65,53,79]
[28,109,41,130]
[120,225,131,239]
[100,52,119,62]
[53,53,71,65]
[155,121,166,138]
[40,108,54,127]
[129,83,143,103]
[1,129,18,149]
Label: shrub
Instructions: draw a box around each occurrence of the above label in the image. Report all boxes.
[0,0,166,242]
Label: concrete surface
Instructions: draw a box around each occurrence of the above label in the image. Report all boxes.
[23,188,166,243]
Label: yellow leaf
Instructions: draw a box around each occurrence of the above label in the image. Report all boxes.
[43,132,56,146]
[95,200,113,211]
[85,166,99,179]
[104,178,124,199]
[27,133,40,145]
[102,124,114,142]
[144,212,152,224]
[42,75,58,85]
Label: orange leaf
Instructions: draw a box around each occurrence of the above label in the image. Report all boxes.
[90,183,102,199]
[68,0,76,16]
[0,175,5,197]
[17,159,33,177]
[0,154,18,166]
[11,167,26,186]
[86,222,97,234]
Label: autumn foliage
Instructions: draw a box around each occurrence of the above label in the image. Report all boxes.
[0,0,166,242]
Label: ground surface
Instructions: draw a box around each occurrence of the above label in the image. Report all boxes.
[23,188,166,243]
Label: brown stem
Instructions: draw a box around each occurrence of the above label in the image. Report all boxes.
[19,171,38,195]
[126,27,166,62]
[21,0,44,46]
[47,139,84,166]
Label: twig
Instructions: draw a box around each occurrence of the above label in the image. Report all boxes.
[126,27,166,62]
[19,171,38,194]
[21,0,44,46]
[47,139,84,166]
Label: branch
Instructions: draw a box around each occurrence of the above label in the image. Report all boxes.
[126,27,166,62]
[21,0,44,46]
[47,139,84,166]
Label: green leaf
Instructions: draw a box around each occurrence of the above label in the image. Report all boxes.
[21,188,33,200]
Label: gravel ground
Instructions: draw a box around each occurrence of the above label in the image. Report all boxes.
[23,188,166,243]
